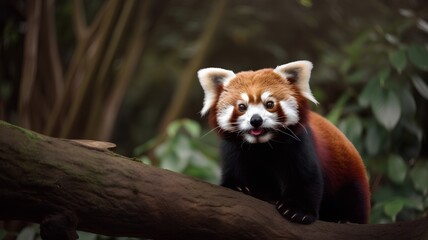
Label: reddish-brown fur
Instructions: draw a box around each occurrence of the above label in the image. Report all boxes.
[309,111,371,222]
[206,68,370,223]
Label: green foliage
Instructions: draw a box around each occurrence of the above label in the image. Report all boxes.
[410,162,428,193]
[389,49,407,73]
[318,8,428,223]
[15,225,39,240]
[387,154,407,184]
[411,75,428,100]
[408,45,428,71]
[134,119,220,184]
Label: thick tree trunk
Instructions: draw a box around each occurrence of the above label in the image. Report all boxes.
[0,121,427,240]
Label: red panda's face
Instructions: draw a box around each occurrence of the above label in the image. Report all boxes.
[198,61,317,144]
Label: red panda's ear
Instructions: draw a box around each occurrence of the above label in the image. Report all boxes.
[197,67,236,115]
[274,61,319,104]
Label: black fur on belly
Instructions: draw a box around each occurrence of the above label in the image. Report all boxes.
[219,125,323,224]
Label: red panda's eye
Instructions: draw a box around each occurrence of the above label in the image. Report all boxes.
[238,103,247,112]
[265,101,274,109]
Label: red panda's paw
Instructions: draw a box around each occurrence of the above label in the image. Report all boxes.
[235,185,251,195]
[275,201,316,224]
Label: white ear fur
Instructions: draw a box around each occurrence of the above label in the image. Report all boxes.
[273,60,318,104]
[198,67,236,115]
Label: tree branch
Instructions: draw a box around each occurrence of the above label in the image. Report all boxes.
[95,0,153,141]
[59,0,122,138]
[71,0,88,42]
[85,0,151,140]
[0,121,427,240]
[44,0,107,136]
[158,0,228,132]
[18,0,42,129]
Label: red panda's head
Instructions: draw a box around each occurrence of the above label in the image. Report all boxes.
[198,61,317,143]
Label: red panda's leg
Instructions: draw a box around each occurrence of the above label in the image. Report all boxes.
[221,181,252,196]
[220,167,252,196]
[275,179,323,224]
[273,126,324,224]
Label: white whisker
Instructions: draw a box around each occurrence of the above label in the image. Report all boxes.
[201,126,222,138]
[284,126,301,142]
[297,122,308,134]
[272,124,301,142]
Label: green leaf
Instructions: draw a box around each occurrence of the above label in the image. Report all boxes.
[298,0,312,7]
[136,156,152,165]
[370,203,390,224]
[16,226,37,240]
[159,151,188,173]
[338,116,363,143]
[371,89,401,130]
[186,150,220,183]
[411,75,428,100]
[384,198,404,221]
[387,154,407,184]
[403,196,424,211]
[372,186,397,203]
[378,68,391,85]
[167,121,181,137]
[154,142,171,159]
[399,89,416,116]
[75,231,97,240]
[365,124,383,156]
[359,79,379,107]
[182,119,201,138]
[347,69,369,83]
[410,162,428,192]
[174,135,192,161]
[408,45,428,71]
[402,119,423,141]
[389,49,407,73]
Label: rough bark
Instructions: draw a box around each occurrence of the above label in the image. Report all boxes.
[0,121,427,240]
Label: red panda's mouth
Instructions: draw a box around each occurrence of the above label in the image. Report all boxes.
[249,128,265,136]
[244,128,273,143]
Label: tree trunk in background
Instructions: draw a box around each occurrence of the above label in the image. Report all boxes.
[18,0,152,141]
[158,0,228,132]
[1,121,428,240]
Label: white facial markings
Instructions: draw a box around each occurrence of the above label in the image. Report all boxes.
[259,132,273,143]
[244,134,256,144]
[237,103,278,132]
[238,103,266,130]
[280,97,299,126]
[217,105,235,131]
[216,91,300,144]
[240,93,249,103]
[261,91,271,102]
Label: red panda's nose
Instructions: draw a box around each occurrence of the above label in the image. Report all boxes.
[250,114,263,128]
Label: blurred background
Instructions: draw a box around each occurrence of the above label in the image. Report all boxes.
[0,0,427,238]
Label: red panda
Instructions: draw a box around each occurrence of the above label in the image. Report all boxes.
[197,61,370,224]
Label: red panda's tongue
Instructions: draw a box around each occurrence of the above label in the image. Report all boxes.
[250,129,264,136]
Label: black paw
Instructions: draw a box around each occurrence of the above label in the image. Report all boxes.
[235,185,251,195]
[275,201,316,224]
